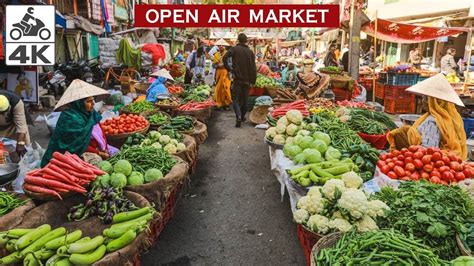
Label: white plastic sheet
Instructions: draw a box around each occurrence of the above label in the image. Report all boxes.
[363,166,401,195]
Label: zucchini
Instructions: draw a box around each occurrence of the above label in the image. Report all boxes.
[106,230,137,252]
[20,227,66,256]
[16,224,51,250]
[44,230,82,250]
[69,245,106,265]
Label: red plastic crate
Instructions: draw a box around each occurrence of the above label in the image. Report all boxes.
[375,82,385,99]
[296,224,323,266]
[249,87,265,96]
[384,84,411,99]
[332,87,352,101]
[384,95,416,114]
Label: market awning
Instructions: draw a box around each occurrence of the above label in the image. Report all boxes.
[278,40,306,48]
[362,18,469,44]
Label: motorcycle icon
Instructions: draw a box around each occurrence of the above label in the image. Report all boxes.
[9,7,51,41]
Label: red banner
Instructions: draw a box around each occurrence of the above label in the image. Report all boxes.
[363,18,467,44]
[134,5,340,28]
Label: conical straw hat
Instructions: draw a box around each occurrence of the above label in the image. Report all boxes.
[285,58,299,65]
[54,79,109,110]
[150,69,174,81]
[214,38,230,46]
[406,73,464,107]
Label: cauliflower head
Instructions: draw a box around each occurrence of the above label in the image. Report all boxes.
[328,218,353,233]
[337,188,369,219]
[355,215,379,232]
[293,209,310,224]
[296,195,326,215]
[322,179,346,200]
[331,211,344,219]
[307,214,330,234]
[342,171,363,189]
[367,200,390,218]
[307,186,323,198]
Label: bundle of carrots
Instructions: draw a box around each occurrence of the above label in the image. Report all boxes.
[23,152,105,200]
[271,100,309,118]
[167,85,184,94]
[178,100,216,111]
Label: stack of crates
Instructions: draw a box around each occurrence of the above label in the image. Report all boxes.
[383,85,416,114]
[386,73,419,86]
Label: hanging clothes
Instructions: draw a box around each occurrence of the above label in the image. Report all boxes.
[116,39,141,69]
[141,44,167,65]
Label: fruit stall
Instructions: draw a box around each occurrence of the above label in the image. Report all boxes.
[260,73,474,265]
[0,72,215,265]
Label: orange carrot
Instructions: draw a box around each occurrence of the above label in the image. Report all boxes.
[48,164,80,183]
[25,176,86,193]
[23,183,62,200]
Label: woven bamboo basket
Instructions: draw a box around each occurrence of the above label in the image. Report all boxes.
[265,86,279,98]
[134,82,151,95]
[310,232,342,266]
[106,124,150,148]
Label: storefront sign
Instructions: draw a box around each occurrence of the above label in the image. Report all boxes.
[134,5,340,28]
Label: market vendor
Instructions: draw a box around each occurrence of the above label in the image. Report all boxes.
[294,60,331,99]
[281,58,299,86]
[387,73,467,160]
[0,90,31,157]
[146,69,174,103]
[212,39,232,110]
[41,80,111,167]
[185,46,206,84]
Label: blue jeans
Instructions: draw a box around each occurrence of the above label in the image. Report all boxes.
[231,82,249,120]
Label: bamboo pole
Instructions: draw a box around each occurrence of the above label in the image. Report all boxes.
[372,12,378,102]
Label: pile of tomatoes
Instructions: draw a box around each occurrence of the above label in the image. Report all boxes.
[377,145,474,185]
[100,114,148,135]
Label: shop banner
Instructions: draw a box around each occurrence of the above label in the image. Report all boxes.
[134,4,340,28]
[363,18,467,44]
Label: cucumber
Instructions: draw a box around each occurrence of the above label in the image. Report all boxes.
[0,251,21,264]
[54,258,72,266]
[44,230,82,250]
[6,228,33,239]
[33,249,56,260]
[106,230,137,252]
[0,233,8,245]
[45,254,62,266]
[104,220,146,239]
[20,227,66,256]
[66,236,104,254]
[69,245,106,265]
[112,207,153,224]
[16,224,51,250]
[110,213,153,230]
[23,253,41,266]
[6,239,17,252]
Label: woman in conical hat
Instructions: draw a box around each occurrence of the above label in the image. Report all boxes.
[41,80,116,166]
[387,74,467,160]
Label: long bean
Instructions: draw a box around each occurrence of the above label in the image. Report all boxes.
[108,146,176,175]
[0,192,27,216]
[317,119,362,151]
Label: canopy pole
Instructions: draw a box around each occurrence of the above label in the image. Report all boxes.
[463,21,472,92]
[372,12,378,102]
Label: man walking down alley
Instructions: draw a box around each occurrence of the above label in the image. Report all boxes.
[223,33,257,128]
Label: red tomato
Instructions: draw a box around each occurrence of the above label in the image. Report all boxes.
[385,158,393,163]
[448,152,459,162]
[423,164,433,173]
[456,172,466,181]
[434,161,445,168]
[387,162,395,170]
[387,171,398,179]
[427,147,437,155]
[432,152,442,162]
[408,146,419,152]
[442,171,454,182]
[413,152,423,159]
[404,157,413,164]
[394,166,405,177]
[418,147,427,154]
[410,172,421,180]
[397,155,405,161]
[449,161,463,172]
[413,159,424,169]
[440,180,449,185]
[392,150,401,157]
[405,163,415,172]
[442,156,451,165]
[464,168,474,179]
[395,161,405,167]
[381,165,391,174]
[421,155,432,165]
[401,148,408,154]
[401,176,411,181]
[421,172,430,180]
[439,166,450,173]
[377,161,387,168]
[430,176,441,184]
[430,170,441,178]
[404,151,414,158]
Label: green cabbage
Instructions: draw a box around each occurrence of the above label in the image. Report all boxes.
[286,124,298,136]
[144,168,163,183]
[127,171,144,186]
[286,110,303,125]
[299,136,314,150]
[294,153,307,165]
[325,146,342,161]
[98,161,113,174]
[313,131,331,146]
[113,160,133,176]
[110,173,127,188]
[283,145,302,159]
[303,149,322,163]
[96,173,110,188]
[285,137,295,145]
[311,139,328,154]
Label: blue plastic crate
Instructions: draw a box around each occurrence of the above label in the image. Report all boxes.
[463,118,474,137]
[417,76,429,83]
[387,73,419,86]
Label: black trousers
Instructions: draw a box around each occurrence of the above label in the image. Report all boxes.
[231,82,249,120]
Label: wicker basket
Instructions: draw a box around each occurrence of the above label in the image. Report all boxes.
[134,82,151,95]
[106,124,150,148]
[456,234,472,256]
[176,106,212,124]
[265,87,279,98]
[310,232,342,266]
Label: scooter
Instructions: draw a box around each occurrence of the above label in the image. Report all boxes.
[46,70,67,98]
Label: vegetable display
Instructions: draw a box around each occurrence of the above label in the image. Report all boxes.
[159,128,183,142]
[0,192,27,216]
[294,173,389,234]
[100,114,149,135]
[337,108,396,135]
[161,116,194,132]
[265,110,306,145]
[377,146,474,184]
[316,119,362,151]
[181,84,211,103]
[341,144,379,181]
[316,230,448,265]
[68,186,138,224]
[459,218,474,254]
[121,101,155,114]
[373,181,473,259]
[156,98,180,106]
[255,74,280,88]
[177,100,215,111]
[271,100,309,118]
[167,85,184,94]
[138,130,186,155]
[336,100,371,109]
[108,146,176,176]
[147,113,170,126]
[24,152,105,199]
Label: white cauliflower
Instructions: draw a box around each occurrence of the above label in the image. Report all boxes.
[367,200,390,218]
[328,218,353,233]
[342,171,363,189]
[355,215,379,232]
[293,209,310,224]
[322,179,346,200]
[458,179,474,204]
[307,186,323,198]
[307,214,330,234]
[296,195,326,215]
[337,188,369,219]
[331,211,344,219]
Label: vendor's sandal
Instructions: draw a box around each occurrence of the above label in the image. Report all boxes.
[235,119,242,128]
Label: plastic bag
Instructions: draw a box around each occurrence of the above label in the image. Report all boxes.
[13,142,45,193]
[353,84,367,102]
[100,110,118,122]
[105,90,123,106]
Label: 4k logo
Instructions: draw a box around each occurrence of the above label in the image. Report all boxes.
[6,5,55,66]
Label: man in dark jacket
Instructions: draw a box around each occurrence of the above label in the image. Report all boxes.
[223,33,257,127]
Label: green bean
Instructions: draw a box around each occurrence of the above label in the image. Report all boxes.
[122,101,155,113]
[0,192,27,217]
